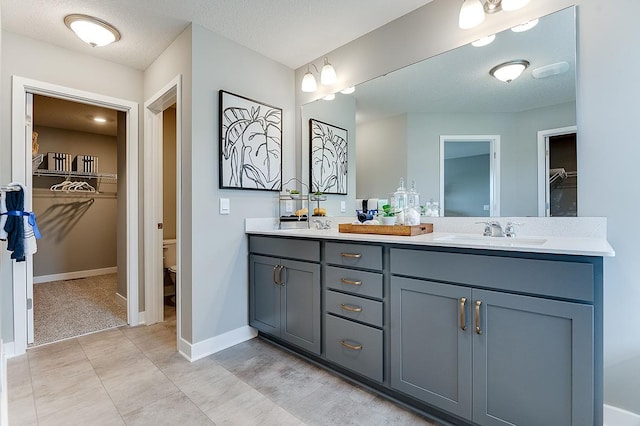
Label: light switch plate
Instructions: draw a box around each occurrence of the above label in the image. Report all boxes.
[220,198,230,215]
[285,200,293,213]
[483,204,490,211]
[340,201,346,213]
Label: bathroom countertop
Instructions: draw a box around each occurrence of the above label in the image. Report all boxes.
[245,218,615,257]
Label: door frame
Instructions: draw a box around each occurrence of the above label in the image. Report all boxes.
[10,76,140,355]
[143,75,182,340]
[537,126,577,217]
[439,135,500,217]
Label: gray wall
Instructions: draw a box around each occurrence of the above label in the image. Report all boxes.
[0,31,143,342]
[296,0,640,414]
[31,126,118,277]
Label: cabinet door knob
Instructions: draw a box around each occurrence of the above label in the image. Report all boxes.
[459,297,467,331]
[340,340,363,351]
[340,252,362,259]
[340,303,363,313]
[475,300,483,335]
[340,278,362,286]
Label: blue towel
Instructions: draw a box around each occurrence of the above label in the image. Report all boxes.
[4,188,25,261]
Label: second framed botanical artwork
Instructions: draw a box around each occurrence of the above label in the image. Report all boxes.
[309,119,348,194]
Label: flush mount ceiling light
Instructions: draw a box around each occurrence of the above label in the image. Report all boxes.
[64,14,121,47]
[490,59,530,82]
[93,117,107,123]
[472,34,496,47]
[459,0,530,29]
[300,57,339,93]
[511,18,539,32]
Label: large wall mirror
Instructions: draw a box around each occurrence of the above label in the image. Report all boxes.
[301,7,576,217]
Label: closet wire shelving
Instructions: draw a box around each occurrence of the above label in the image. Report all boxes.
[32,154,118,195]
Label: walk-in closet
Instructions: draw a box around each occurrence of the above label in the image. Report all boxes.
[30,94,126,346]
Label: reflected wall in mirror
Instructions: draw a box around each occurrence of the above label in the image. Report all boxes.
[301,7,576,217]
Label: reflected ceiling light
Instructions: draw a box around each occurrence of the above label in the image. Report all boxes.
[532,61,570,79]
[301,65,318,92]
[320,57,337,85]
[459,0,531,29]
[323,94,336,101]
[340,86,355,94]
[511,19,539,32]
[490,60,530,82]
[64,14,121,47]
[501,0,530,11]
[93,117,107,123]
[471,34,496,47]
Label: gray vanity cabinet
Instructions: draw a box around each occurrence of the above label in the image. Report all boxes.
[390,248,596,426]
[249,237,321,355]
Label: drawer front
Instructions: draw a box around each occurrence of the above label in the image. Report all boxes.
[325,266,383,299]
[249,236,320,262]
[390,248,595,302]
[325,290,383,328]
[325,314,383,382]
[325,242,382,271]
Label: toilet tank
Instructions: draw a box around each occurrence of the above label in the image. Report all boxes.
[162,239,176,268]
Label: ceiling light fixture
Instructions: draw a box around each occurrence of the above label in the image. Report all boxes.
[459,0,531,30]
[511,19,539,32]
[490,60,530,82]
[323,94,336,101]
[300,57,339,93]
[94,117,107,123]
[471,34,496,47]
[64,14,121,47]
[340,86,355,94]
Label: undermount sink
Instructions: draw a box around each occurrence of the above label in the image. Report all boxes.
[433,235,547,246]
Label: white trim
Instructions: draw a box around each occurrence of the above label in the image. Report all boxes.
[604,404,640,426]
[143,76,182,353]
[537,126,577,217]
[137,311,146,325]
[10,76,140,356]
[439,135,500,217]
[2,342,15,360]
[33,267,118,284]
[179,326,258,362]
[115,292,127,306]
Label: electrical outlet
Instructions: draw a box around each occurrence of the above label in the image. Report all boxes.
[340,201,346,213]
[285,200,293,213]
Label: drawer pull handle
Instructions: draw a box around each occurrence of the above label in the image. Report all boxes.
[278,265,285,286]
[340,252,362,259]
[340,303,363,313]
[475,300,483,335]
[340,340,363,351]
[272,265,279,285]
[340,278,362,286]
[459,297,467,331]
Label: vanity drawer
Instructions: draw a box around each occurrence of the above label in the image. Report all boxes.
[325,314,383,382]
[249,236,319,262]
[390,248,595,302]
[325,290,383,328]
[325,242,382,271]
[325,266,383,299]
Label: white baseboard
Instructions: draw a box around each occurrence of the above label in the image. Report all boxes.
[34,267,117,284]
[115,292,127,307]
[137,311,145,325]
[604,404,640,426]
[179,326,257,362]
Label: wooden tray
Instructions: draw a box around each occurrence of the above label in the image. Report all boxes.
[338,223,433,236]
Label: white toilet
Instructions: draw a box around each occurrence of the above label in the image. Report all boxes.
[162,239,177,303]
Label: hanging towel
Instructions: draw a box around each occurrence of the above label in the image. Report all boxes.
[0,191,7,240]
[2,183,40,261]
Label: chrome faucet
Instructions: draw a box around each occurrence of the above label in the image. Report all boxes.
[313,219,331,230]
[504,222,522,238]
[476,221,504,237]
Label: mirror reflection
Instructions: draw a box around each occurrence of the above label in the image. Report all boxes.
[302,7,576,217]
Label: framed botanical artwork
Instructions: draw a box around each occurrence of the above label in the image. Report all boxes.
[219,90,282,191]
[309,119,348,194]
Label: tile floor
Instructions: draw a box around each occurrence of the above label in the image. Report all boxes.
[7,312,437,425]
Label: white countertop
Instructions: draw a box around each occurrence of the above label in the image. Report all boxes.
[245,217,615,257]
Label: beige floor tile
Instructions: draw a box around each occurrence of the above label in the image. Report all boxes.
[8,395,38,426]
[122,392,214,425]
[37,395,124,426]
[185,373,255,413]
[27,338,88,374]
[155,351,233,391]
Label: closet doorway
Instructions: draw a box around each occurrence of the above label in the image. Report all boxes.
[29,94,126,346]
[537,126,578,217]
[11,77,139,355]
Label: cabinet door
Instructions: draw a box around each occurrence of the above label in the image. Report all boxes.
[390,277,473,419]
[249,255,281,335]
[472,289,594,426]
[280,258,321,355]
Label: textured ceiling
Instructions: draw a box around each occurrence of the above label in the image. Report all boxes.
[1,0,433,70]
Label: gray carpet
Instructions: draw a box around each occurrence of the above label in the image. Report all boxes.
[32,273,127,347]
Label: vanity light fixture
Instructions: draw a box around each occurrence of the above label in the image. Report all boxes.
[511,19,539,32]
[64,14,121,47]
[490,60,530,82]
[459,0,530,30]
[301,57,338,93]
[323,94,336,101]
[340,86,355,94]
[472,34,496,47]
